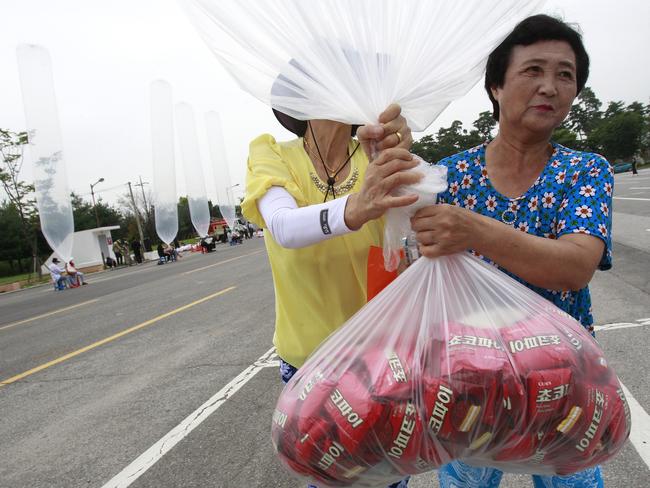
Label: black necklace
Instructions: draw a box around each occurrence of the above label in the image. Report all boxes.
[307,122,360,202]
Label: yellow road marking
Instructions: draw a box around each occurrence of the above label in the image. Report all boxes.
[183,250,264,275]
[0,299,100,332]
[0,287,235,388]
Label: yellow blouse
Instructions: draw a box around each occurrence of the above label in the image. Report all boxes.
[242,134,384,367]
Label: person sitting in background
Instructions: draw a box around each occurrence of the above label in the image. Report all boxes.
[156,243,166,265]
[49,257,68,290]
[66,258,87,286]
[164,244,178,261]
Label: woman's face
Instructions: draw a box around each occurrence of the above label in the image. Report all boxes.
[491,40,578,137]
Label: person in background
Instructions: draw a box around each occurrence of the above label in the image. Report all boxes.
[122,239,133,266]
[49,257,68,290]
[112,240,123,266]
[66,257,87,286]
[242,100,416,488]
[131,238,143,264]
[156,243,166,265]
[164,243,178,262]
[405,14,611,488]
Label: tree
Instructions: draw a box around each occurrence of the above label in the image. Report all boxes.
[551,127,579,148]
[177,196,194,241]
[0,128,43,277]
[564,87,602,143]
[71,192,126,236]
[588,111,645,161]
[412,120,483,163]
[473,111,497,141]
[602,101,625,119]
[0,202,32,273]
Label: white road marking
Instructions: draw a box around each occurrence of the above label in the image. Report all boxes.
[595,318,650,332]
[620,382,650,470]
[100,316,650,485]
[630,187,650,190]
[100,347,278,488]
[613,197,650,201]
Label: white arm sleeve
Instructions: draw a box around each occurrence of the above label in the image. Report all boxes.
[257,186,355,248]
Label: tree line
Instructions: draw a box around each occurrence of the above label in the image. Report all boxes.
[412,87,649,164]
[1,87,648,277]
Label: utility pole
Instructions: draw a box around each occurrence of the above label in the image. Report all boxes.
[90,177,106,268]
[128,181,146,253]
[134,176,150,242]
[134,176,149,218]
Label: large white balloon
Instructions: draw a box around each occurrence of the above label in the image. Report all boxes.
[184,0,544,130]
[204,111,237,230]
[176,102,211,238]
[16,44,74,261]
[150,80,179,245]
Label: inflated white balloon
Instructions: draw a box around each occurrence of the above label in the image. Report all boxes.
[205,111,237,230]
[150,80,179,245]
[16,44,74,261]
[176,102,211,238]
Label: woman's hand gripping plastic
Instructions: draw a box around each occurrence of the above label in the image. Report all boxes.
[382,157,448,271]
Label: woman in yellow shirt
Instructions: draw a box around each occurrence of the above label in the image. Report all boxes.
[243,105,418,368]
[242,105,417,487]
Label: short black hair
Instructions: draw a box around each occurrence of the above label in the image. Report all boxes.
[484,14,589,120]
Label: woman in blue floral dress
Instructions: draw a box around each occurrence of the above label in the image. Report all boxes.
[409,15,613,488]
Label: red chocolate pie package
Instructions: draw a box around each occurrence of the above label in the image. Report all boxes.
[271,253,630,487]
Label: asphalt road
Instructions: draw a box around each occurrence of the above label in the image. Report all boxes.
[0,168,648,488]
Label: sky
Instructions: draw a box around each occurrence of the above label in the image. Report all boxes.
[1,0,649,208]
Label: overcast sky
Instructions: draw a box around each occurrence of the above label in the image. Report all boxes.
[1,0,648,207]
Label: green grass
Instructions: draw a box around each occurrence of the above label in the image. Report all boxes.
[0,273,49,286]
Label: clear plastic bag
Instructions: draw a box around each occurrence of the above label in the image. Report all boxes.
[182,0,545,130]
[273,255,631,485]
[272,179,630,486]
[382,158,447,272]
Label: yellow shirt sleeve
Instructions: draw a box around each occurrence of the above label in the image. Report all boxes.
[241,134,307,228]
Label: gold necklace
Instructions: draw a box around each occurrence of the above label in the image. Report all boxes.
[309,168,359,197]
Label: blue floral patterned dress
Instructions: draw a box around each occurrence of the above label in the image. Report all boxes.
[435,141,613,333]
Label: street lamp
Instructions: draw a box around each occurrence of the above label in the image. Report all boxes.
[90,177,105,228]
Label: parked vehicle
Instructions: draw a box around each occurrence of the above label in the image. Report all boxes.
[613,162,632,174]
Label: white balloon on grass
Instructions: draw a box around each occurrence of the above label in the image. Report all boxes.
[175,102,211,238]
[150,80,179,245]
[16,44,74,261]
[183,0,545,130]
[205,111,237,230]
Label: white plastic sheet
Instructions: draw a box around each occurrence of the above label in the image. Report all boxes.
[150,80,179,245]
[176,102,211,237]
[16,44,74,261]
[204,111,237,230]
[183,0,545,130]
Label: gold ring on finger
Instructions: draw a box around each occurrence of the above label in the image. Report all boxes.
[395,131,403,143]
